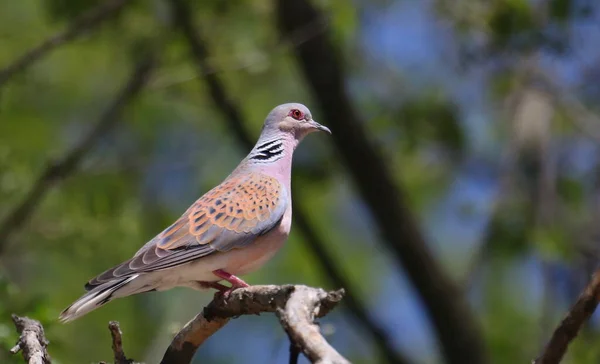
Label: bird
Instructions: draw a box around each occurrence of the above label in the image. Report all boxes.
[59,103,330,322]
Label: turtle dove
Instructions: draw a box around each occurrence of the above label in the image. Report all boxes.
[59,103,330,322]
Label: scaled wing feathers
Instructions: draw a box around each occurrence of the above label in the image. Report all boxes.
[85,173,287,290]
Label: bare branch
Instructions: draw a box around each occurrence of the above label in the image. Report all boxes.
[168,1,407,363]
[108,321,134,364]
[534,269,600,364]
[0,0,133,87]
[10,315,51,364]
[537,72,600,143]
[161,285,346,364]
[0,55,155,254]
[289,342,301,364]
[292,215,408,364]
[276,286,348,364]
[149,13,328,90]
[168,0,249,148]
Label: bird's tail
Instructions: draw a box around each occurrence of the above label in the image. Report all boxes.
[59,274,140,323]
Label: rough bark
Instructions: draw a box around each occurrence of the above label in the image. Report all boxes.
[10,315,51,364]
[108,321,135,364]
[161,285,347,364]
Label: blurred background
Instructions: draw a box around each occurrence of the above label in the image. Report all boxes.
[2,0,600,363]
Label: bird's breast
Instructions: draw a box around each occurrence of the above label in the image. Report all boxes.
[224,204,292,276]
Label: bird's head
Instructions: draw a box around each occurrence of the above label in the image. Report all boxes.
[262,103,331,140]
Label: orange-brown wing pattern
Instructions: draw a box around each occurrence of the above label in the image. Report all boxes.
[85,173,287,290]
[158,172,285,250]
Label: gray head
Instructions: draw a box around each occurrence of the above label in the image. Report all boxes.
[261,103,331,139]
[244,103,330,166]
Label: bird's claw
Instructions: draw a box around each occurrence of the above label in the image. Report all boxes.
[210,269,249,300]
[213,285,244,300]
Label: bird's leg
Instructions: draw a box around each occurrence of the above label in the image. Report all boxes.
[196,281,229,291]
[212,269,249,298]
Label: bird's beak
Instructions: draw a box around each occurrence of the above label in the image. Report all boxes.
[309,120,331,134]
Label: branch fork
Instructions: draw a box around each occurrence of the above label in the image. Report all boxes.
[161,284,348,364]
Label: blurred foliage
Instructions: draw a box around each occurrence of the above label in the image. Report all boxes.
[394,92,464,158]
[488,0,536,49]
[45,0,102,21]
[2,0,600,363]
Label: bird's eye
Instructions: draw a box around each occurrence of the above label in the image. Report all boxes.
[289,109,304,120]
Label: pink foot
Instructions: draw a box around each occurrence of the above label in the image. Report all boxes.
[212,269,249,298]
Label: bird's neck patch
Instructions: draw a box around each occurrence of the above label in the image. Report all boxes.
[249,139,285,163]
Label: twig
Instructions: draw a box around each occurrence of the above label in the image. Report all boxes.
[275,0,487,363]
[293,214,408,364]
[537,72,600,143]
[276,286,349,364]
[149,14,328,90]
[0,0,133,87]
[108,321,133,364]
[0,54,155,254]
[168,2,406,362]
[534,269,600,364]
[10,315,51,364]
[289,342,301,364]
[161,285,347,364]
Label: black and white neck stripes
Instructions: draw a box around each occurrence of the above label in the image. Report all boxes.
[249,139,285,162]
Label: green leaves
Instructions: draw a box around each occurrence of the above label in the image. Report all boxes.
[394,92,464,157]
[44,0,104,22]
[487,0,535,49]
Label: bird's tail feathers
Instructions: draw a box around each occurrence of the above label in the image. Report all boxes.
[59,274,140,323]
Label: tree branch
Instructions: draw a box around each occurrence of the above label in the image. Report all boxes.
[108,321,134,364]
[275,1,486,363]
[168,0,250,148]
[161,285,347,364]
[10,315,51,364]
[168,1,407,363]
[9,287,343,363]
[289,342,301,364]
[534,269,600,364]
[0,0,133,87]
[537,71,600,143]
[0,54,155,254]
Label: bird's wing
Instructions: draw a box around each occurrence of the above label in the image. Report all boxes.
[85,172,287,290]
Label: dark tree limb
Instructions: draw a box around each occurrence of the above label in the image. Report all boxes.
[0,0,133,87]
[275,1,486,363]
[289,342,301,364]
[292,214,407,364]
[168,1,406,363]
[534,269,600,364]
[168,0,250,149]
[10,315,51,364]
[161,285,347,364]
[0,55,155,254]
[108,321,134,364]
[149,8,327,90]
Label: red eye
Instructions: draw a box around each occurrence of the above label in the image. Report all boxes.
[289,109,304,120]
